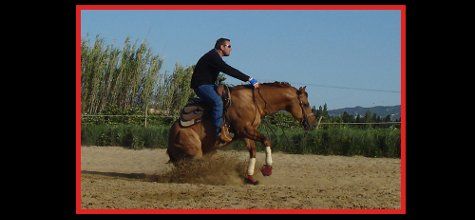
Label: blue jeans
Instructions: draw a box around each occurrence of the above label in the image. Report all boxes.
[194,84,223,136]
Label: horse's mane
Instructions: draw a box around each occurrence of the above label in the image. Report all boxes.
[261,81,292,87]
[229,81,293,90]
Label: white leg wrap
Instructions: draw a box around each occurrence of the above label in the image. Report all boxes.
[265,146,273,166]
[247,158,256,175]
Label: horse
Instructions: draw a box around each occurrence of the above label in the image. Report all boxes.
[166,82,317,184]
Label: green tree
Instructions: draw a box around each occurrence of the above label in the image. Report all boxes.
[81,36,163,115]
[341,111,354,127]
[322,103,329,118]
[159,63,195,116]
[217,73,227,84]
[363,111,374,128]
[314,103,329,120]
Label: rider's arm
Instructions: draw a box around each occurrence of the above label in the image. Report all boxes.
[210,53,251,82]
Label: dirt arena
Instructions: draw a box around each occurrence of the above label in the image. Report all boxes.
[81,146,401,209]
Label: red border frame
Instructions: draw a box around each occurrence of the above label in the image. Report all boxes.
[76,4,406,215]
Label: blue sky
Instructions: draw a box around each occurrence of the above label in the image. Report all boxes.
[81,9,401,110]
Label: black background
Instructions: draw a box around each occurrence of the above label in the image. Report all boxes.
[36,0,442,219]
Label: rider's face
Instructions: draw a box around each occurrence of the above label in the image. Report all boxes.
[221,41,232,56]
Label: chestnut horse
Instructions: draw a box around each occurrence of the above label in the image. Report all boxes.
[167,82,317,184]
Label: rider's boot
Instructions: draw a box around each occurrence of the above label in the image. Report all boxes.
[219,124,233,143]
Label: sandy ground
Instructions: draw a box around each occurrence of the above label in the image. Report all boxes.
[81,146,400,210]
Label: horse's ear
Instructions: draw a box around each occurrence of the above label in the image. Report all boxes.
[298,86,308,97]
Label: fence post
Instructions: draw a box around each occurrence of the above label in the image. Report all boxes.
[144,104,148,128]
[316,116,323,129]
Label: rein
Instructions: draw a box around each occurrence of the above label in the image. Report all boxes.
[225,85,232,108]
[257,89,268,115]
[252,87,290,148]
[251,88,267,116]
[223,84,232,126]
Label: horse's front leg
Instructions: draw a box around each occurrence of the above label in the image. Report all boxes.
[243,138,259,184]
[243,128,273,178]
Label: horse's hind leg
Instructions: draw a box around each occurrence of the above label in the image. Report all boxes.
[174,130,203,161]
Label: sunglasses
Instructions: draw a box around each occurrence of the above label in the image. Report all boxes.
[223,44,232,48]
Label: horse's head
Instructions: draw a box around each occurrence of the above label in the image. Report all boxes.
[232,82,317,130]
[290,86,317,130]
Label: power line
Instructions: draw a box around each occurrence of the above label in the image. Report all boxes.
[304,83,399,93]
[257,79,400,93]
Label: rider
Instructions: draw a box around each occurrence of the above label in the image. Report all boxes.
[190,38,260,142]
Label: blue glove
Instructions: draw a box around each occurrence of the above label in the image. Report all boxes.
[249,77,258,86]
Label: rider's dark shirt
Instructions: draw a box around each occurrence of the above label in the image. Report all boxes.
[190,49,250,89]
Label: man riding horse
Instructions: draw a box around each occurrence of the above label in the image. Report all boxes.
[190,38,260,143]
[168,38,317,184]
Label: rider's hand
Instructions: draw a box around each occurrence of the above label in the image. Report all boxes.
[249,77,259,89]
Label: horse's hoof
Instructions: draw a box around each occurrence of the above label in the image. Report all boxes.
[245,175,259,185]
[261,165,273,176]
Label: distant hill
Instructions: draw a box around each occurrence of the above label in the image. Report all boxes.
[328,105,401,119]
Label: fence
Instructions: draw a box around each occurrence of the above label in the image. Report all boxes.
[81,114,402,128]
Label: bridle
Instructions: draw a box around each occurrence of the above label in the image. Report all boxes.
[296,93,315,129]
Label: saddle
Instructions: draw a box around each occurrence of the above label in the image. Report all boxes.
[179,85,232,127]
